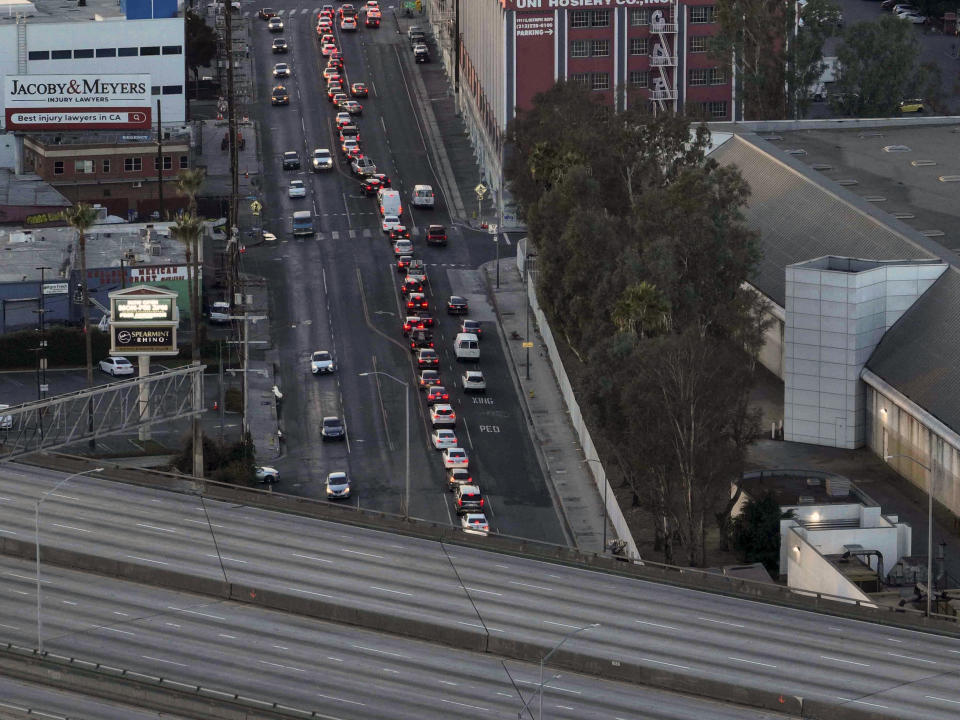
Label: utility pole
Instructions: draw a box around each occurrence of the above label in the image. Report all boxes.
[224,2,240,307]
[35,266,51,402]
[225,312,267,457]
[156,99,164,218]
[453,0,460,99]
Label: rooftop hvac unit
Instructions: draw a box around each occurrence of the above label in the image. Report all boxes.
[825,477,851,497]
[149,242,162,256]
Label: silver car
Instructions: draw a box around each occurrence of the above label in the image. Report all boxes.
[326,471,351,499]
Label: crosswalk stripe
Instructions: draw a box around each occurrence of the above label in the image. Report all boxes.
[301,8,310,14]
[331,231,340,240]
[349,229,357,239]
[363,229,372,238]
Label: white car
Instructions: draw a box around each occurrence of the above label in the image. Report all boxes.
[393,238,413,255]
[335,112,352,127]
[326,471,351,499]
[341,138,359,156]
[99,356,135,376]
[273,63,290,78]
[312,148,333,171]
[462,370,486,393]
[352,156,376,176]
[442,447,469,469]
[897,10,926,22]
[382,214,402,233]
[461,513,489,536]
[256,466,279,483]
[209,301,231,323]
[341,16,357,30]
[342,100,362,115]
[288,180,306,198]
[430,404,456,427]
[261,231,278,242]
[0,404,12,430]
[431,428,457,449]
[311,350,335,374]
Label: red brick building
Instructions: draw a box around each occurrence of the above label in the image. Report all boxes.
[427,0,731,219]
[22,131,190,221]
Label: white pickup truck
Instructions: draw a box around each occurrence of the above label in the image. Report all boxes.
[209,301,231,323]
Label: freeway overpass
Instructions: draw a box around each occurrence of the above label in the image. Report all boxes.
[0,459,958,719]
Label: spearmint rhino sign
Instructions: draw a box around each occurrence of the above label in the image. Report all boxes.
[4,74,151,130]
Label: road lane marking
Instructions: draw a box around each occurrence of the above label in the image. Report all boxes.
[509,581,553,591]
[888,652,937,664]
[495,564,510,569]
[640,658,690,670]
[327,656,343,662]
[101,627,135,636]
[635,620,677,630]
[113,612,129,616]
[50,493,79,501]
[206,554,248,564]
[926,696,960,706]
[218,634,237,639]
[543,620,584,630]
[292,552,334,564]
[440,699,489,712]
[458,621,505,632]
[339,548,384,559]
[886,637,904,643]
[382,668,400,674]
[273,645,289,650]
[0,623,19,630]
[555,706,574,710]
[698,617,745,628]
[461,586,502,596]
[317,693,365,706]
[821,655,871,667]
[728,656,776,668]
[352,645,408,659]
[0,529,16,535]
[6,572,46,583]
[260,660,306,672]
[288,587,335,599]
[127,555,169,565]
[518,679,581,695]
[167,607,226,621]
[165,623,180,628]
[182,519,226,528]
[370,585,413,596]
[51,523,91,533]
[439,680,458,686]
[837,698,889,709]
[61,600,77,606]
[137,522,177,534]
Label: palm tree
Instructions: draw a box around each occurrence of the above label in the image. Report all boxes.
[62,203,99,445]
[175,169,206,356]
[611,281,670,339]
[169,212,203,361]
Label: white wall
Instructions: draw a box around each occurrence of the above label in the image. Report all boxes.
[0,17,185,129]
[786,527,876,606]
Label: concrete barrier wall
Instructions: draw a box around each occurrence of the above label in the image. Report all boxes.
[0,645,305,719]
[516,241,640,559]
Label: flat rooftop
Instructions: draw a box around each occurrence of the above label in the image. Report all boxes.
[0,170,71,210]
[0,0,127,24]
[0,221,188,283]
[741,470,875,508]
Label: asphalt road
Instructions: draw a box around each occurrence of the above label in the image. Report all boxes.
[241,3,564,544]
[3,463,960,719]
[0,555,783,720]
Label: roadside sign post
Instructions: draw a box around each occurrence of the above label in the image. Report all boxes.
[475,182,487,225]
[488,223,500,289]
[108,286,180,447]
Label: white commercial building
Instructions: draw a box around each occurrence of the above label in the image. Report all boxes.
[0,0,185,169]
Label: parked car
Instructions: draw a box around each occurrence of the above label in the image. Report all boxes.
[256,466,279,483]
[99,356,135,376]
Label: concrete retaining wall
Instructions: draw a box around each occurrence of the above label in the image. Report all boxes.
[516,241,640,559]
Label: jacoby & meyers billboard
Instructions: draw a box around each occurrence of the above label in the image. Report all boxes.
[4,74,151,130]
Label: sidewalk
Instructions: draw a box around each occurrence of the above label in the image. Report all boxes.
[483,259,612,554]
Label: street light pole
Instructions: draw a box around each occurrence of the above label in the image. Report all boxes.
[886,453,935,616]
[35,467,104,653]
[360,371,410,519]
[535,623,600,720]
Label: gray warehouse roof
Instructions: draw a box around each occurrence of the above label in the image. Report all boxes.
[866,267,960,434]
[709,134,939,307]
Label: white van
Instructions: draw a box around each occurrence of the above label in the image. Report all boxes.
[378,189,402,217]
[454,333,480,362]
[412,184,435,208]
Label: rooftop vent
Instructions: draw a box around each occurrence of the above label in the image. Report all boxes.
[798,495,816,504]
